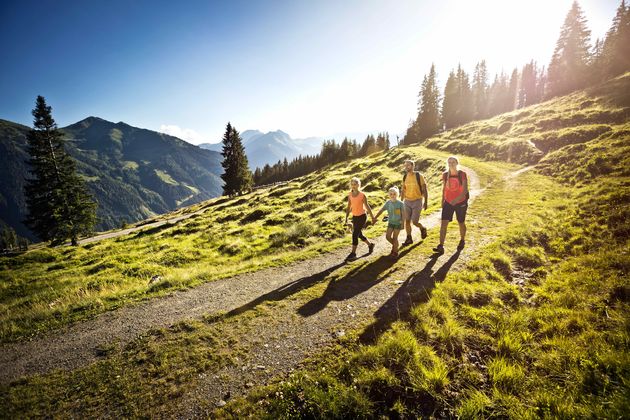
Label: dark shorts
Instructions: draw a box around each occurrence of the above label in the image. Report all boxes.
[441,201,467,223]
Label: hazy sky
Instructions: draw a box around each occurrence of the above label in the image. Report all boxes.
[0,0,619,144]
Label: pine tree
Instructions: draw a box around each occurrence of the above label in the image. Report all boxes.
[472,60,489,119]
[24,96,97,246]
[455,65,474,126]
[601,0,630,78]
[508,68,519,111]
[416,64,441,140]
[220,122,253,196]
[519,61,540,107]
[547,1,592,98]
[442,70,458,130]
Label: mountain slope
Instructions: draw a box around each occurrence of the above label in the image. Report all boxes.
[0,117,223,240]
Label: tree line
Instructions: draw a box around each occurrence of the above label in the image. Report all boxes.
[405,0,630,144]
[252,133,391,186]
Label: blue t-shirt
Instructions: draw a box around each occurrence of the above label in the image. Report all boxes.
[381,200,404,224]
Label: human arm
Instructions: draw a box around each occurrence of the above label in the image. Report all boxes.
[344,197,351,224]
[363,194,375,221]
[420,175,428,210]
[373,204,385,224]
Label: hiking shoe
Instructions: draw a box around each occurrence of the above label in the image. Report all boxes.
[432,244,445,254]
[402,237,413,246]
[345,252,357,261]
[457,240,465,250]
[368,243,375,254]
[420,226,428,239]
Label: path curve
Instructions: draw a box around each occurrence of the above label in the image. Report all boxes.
[0,166,489,384]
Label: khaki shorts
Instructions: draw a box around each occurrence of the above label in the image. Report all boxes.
[403,199,423,224]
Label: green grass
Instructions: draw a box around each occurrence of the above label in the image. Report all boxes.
[0,145,508,343]
[216,164,630,418]
[423,72,630,164]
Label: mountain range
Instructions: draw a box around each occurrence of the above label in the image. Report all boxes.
[0,117,223,241]
[199,130,325,169]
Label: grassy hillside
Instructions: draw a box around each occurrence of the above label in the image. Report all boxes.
[1,75,628,417]
[210,75,630,418]
[424,72,630,165]
[0,145,507,343]
[0,117,223,240]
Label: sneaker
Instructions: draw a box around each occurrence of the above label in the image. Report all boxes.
[345,252,357,261]
[402,237,413,246]
[457,240,465,250]
[368,243,375,254]
[420,226,428,239]
[432,244,445,254]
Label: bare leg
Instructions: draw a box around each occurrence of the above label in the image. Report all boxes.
[439,220,449,245]
[386,229,394,244]
[392,230,400,253]
[404,220,412,239]
[459,222,466,241]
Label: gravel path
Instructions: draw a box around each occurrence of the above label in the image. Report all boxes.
[0,166,488,386]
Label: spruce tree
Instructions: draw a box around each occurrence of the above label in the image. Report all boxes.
[519,61,540,107]
[472,60,489,119]
[547,1,592,98]
[220,122,253,196]
[442,70,458,130]
[416,64,441,140]
[601,0,630,78]
[455,65,474,126]
[24,96,97,246]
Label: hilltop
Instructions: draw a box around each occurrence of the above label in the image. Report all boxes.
[0,74,628,417]
[0,117,223,240]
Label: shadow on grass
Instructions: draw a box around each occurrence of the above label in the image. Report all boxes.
[297,243,421,318]
[206,261,347,322]
[358,249,461,344]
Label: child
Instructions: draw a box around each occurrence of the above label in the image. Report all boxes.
[344,177,375,261]
[373,186,406,258]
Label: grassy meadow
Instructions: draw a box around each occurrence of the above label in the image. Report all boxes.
[1,74,628,417]
[0,144,503,343]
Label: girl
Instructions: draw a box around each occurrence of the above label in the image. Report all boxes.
[373,186,406,258]
[344,177,375,261]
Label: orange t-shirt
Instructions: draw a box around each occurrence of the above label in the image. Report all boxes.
[349,191,366,216]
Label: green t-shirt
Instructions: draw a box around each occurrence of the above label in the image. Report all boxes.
[381,199,404,224]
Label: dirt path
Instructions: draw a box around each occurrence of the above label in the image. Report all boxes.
[0,166,487,385]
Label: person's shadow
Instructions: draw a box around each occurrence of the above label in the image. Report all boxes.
[206,261,346,322]
[297,243,420,317]
[358,249,462,344]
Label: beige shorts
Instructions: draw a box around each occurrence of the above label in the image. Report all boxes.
[403,199,423,224]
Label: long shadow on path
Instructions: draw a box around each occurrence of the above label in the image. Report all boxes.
[297,244,421,318]
[207,261,347,322]
[359,250,461,344]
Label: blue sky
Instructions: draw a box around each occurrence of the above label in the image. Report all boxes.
[0,0,620,144]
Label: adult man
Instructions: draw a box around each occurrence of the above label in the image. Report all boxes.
[401,159,428,245]
[433,156,468,254]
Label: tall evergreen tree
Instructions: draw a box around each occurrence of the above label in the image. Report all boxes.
[601,0,630,78]
[547,1,592,98]
[416,64,441,140]
[508,68,519,111]
[442,70,458,130]
[519,61,540,107]
[220,122,253,196]
[472,60,489,119]
[24,96,97,246]
[455,65,474,126]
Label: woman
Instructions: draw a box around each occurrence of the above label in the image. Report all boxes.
[344,177,375,261]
